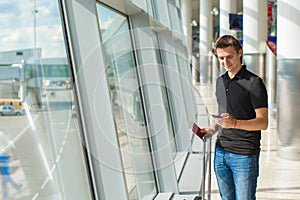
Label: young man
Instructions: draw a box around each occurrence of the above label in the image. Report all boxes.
[211,35,268,200]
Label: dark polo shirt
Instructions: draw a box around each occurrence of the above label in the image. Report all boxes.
[215,65,268,155]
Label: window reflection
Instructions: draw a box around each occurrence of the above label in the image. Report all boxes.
[0,1,91,199]
[97,4,157,199]
[152,32,177,155]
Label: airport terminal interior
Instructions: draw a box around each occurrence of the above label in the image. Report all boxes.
[0,0,300,199]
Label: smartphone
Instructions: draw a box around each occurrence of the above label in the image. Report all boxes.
[211,114,222,118]
[192,123,206,139]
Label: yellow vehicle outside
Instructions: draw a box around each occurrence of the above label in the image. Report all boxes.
[0,99,24,110]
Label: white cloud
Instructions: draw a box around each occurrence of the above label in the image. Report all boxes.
[35,25,66,58]
[102,17,114,30]
[0,27,34,50]
[0,0,66,58]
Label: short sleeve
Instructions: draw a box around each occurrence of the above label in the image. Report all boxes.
[250,77,268,109]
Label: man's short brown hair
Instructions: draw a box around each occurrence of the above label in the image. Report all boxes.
[213,35,243,63]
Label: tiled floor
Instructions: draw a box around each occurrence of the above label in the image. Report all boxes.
[173,82,300,200]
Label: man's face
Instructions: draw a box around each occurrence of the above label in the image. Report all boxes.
[216,46,242,73]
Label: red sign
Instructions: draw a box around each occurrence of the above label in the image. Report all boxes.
[266,40,276,55]
[268,3,273,19]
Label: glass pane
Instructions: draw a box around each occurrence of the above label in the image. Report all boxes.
[129,0,147,12]
[0,1,91,199]
[147,0,154,17]
[152,33,177,155]
[97,4,157,200]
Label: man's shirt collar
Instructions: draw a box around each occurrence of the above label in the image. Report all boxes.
[222,65,246,80]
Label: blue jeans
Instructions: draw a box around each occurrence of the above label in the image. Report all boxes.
[214,147,259,200]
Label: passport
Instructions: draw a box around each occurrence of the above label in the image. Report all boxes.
[192,123,206,140]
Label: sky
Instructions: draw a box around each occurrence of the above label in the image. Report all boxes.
[97,4,117,30]
[0,0,66,58]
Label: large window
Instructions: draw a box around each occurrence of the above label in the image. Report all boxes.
[97,4,157,199]
[0,1,92,199]
[152,32,177,155]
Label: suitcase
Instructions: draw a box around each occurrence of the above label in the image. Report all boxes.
[192,123,212,200]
